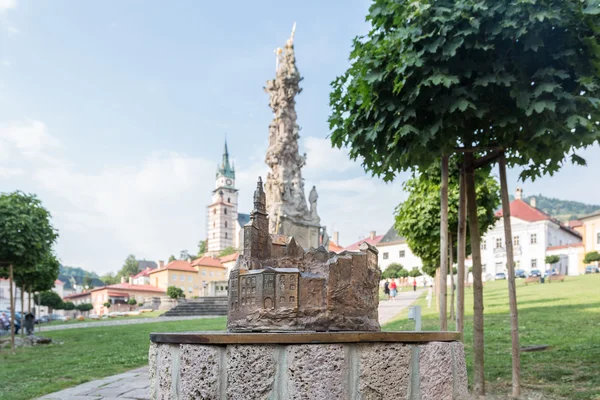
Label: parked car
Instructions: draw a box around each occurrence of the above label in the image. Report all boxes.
[515,269,527,278]
[545,269,559,277]
[495,272,507,280]
[36,315,50,324]
[529,269,542,277]
[585,265,600,274]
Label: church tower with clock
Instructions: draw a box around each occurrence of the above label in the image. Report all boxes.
[206,141,240,256]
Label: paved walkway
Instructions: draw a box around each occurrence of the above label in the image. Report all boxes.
[37,290,423,399]
[38,315,221,332]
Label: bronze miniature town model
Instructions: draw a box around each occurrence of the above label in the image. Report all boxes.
[227,177,381,332]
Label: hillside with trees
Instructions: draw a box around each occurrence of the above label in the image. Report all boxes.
[521,195,600,221]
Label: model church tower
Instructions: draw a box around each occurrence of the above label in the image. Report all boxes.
[207,141,240,256]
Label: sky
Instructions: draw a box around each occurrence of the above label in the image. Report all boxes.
[1,0,599,275]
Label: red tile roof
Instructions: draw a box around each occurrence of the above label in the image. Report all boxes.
[219,253,239,264]
[132,267,153,279]
[192,256,226,269]
[54,279,64,285]
[148,260,196,273]
[344,235,384,251]
[92,284,166,293]
[63,292,92,300]
[495,199,552,222]
[568,220,583,228]
[546,243,584,251]
[328,241,344,253]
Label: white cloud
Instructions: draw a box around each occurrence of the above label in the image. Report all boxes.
[0,120,62,163]
[0,0,16,13]
[1,60,10,67]
[303,136,356,175]
[0,166,23,178]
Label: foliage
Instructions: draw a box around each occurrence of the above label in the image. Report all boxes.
[381,263,404,279]
[395,158,500,270]
[545,255,560,265]
[14,252,60,293]
[179,250,191,261]
[409,269,422,278]
[218,247,237,257]
[59,265,99,279]
[0,191,58,270]
[197,239,207,257]
[329,0,600,182]
[119,254,139,279]
[167,286,184,299]
[75,303,93,312]
[103,302,111,309]
[83,273,95,289]
[522,195,600,221]
[398,268,409,278]
[583,251,600,264]
[383,275,600,400]
[127,298,137,306]
[35,291,63,311]
[168,255,176,263]
[63,302,75,311]
[101,272,119,285]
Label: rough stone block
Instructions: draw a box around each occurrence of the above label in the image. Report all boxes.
[419,342,453,400]
[180,345,221,400]
[287,344,347,400]
[451,342,469,399]
[358,343,411,400]
[156,344,174,400]
[148,342,157,400]
[227,345,276,399]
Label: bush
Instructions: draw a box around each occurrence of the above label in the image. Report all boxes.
[127,298,137,306]
[409,269,422,278]
[103,302,111,309]
[75,303,93,312]
[63,301,75,311]
[382,263,404,279]
[167,286,185,299]
[584,251,600,264]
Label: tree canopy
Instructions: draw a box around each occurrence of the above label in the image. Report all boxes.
[545,255,560,265]
[329,0,600,181]
[584,251,600,264]
[167,286,185,299]
[35,290,63,311]
[120,254,139,278]
[0,191,58,269]
[13,252,60,293]
[395,158,500,269]
[381,263,404,279]
[218,247,237,257]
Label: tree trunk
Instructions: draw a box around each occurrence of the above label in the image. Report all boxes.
[499,153,521,397]
[449,234,455,321]
[28,286,31,314]
[9,264,15,353]
[439,155,449,331]
[465,153,485,396]
[20,285,24,338]
[456,168,467,333]
[435,268,440,313]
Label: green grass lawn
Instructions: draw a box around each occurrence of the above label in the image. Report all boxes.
[41,310,165,327]
[0,317,227,400]
[384,274,600,399]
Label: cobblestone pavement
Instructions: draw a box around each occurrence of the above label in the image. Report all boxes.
[38,315,222,332]
[37,291,423,399]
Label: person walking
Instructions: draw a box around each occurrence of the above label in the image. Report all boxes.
[412,279,417,292]
[383,280,390,300]
[389,279,397,301]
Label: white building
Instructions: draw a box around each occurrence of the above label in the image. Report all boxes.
[376,226,423,272]
[0,279,63,315]
[206,141,250,256]
[478,189,582,278]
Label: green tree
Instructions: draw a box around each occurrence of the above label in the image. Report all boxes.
[101,272,119,285]
[408,269,422,278]
[75,303,93,314]
[103,302,111,309]
[197,239,207,257]
[330,2,599,394]
[83,273,95,289]
[545,255,560,266]
[167,286,184,299]
[128,298,137,306]
[168,255,176,263]
[584,251,600,264]
[398,269,409,279]
[395,160,499,273]
[381,263,404,279]
[35,291,63,313]
[119,255,139,279]
[63,302,75,311]
[218,247,236,257]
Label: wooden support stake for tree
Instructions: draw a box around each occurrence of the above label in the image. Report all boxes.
[456,168,467,333]
[499,153,521,397]
[465,153,485,396]
[20,285,24,338]
[9,264,15,353]
[439,154,449,331]
[449,234,455,321]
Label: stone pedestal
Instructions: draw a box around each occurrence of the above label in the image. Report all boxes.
[149,332,468,400]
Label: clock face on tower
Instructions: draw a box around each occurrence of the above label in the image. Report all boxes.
[226,179,233,186]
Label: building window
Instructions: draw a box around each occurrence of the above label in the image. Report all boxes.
[225,233,228,239]
[213,209,216,214]
[180,276,184,281]
[530,233,537,244]
[495,237,502,249]
[225,221,228,228]
[213,233,215,238]
[481,241,487,250]
[210,272,214,277]
[202,270,207,276]
[224,209,227,215]
[213,222,215,228]
[188,276,192,282]
[399,250,405,258]
[482,264,487,273]
[531,259,537,268]
[227,197,230,203]
[513,236,519,246]
[515,260,520,268]
[188,288,192,293]
[597,232,600,244]
[383,252,389,260]
[172,274,177,282]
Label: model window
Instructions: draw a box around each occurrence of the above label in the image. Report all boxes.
[513,236,519,246]
[530,233,537,244]
[383,252,389,260]
[495,237,502,248]
[399,250,405,258]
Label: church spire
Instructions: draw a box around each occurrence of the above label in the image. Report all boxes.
[217,138,235,179]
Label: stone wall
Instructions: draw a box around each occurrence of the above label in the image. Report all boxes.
[148,341,467,400]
